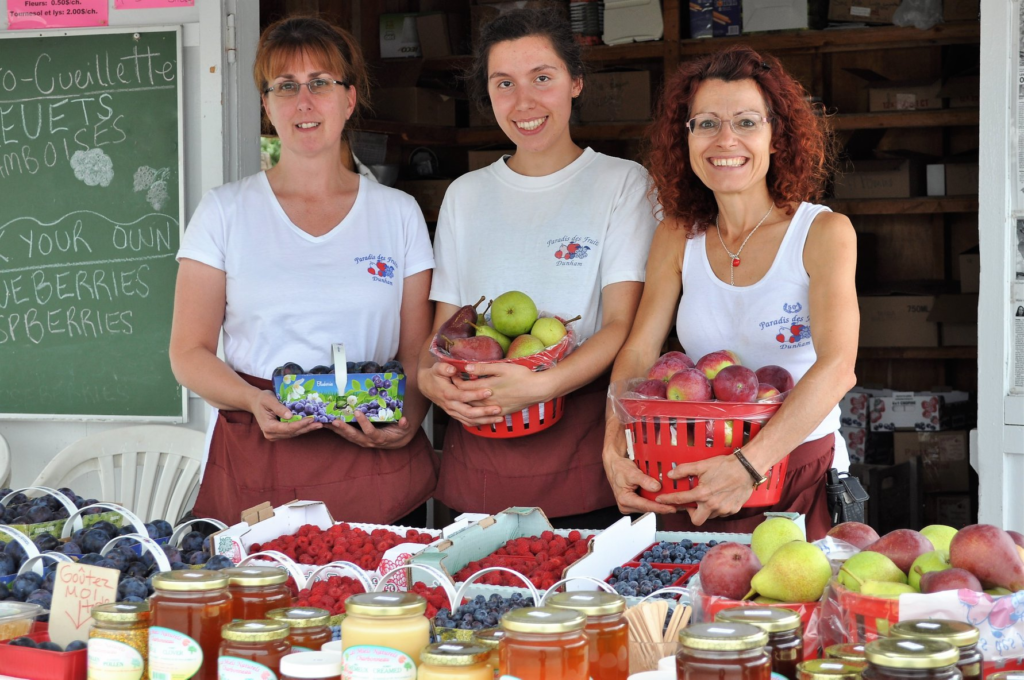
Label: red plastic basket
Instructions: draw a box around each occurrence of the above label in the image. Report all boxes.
[0,630,87,680]
[430,317,577,439]
[620,399,786,507]
[698,589,822,660]
[832,582,901,642]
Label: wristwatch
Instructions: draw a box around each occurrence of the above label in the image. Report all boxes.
[733,448,768,489]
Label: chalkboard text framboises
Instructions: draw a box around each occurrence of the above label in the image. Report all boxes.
[0,28,185,420]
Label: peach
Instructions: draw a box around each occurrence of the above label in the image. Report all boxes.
[667,368,713,402]
[712,365,758,403]
[647,351,695,383]
[756,384,781,401]
[696,350,739,380]
[633,379,668,399]
[755,365,795,393]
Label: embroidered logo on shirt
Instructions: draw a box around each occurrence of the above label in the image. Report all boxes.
[548,236,598,267]
[355,254,396,285]
[758,302,811,349]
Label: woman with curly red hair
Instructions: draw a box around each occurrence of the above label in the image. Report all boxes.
[602,46,859,539]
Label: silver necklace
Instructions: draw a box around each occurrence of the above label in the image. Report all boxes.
[715,203,774,286]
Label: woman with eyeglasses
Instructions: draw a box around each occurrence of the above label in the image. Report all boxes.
[602,46,858,539]
[170,17,438,525]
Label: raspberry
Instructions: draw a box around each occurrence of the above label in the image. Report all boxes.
[568,530,582,542]
[529,541,544,554]
[541,531,554,541]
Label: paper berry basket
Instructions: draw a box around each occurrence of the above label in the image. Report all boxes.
[610,379,787,508]
[430,315,578,439]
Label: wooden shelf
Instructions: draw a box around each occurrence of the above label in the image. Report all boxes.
[455,122,651,145]
[421,41,666,72]
[825,197,978,215]
[858,347,977,360]
[678,22,979,57]
[831,109,979,130]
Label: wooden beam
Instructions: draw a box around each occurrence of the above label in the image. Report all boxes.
[826,197,979,215]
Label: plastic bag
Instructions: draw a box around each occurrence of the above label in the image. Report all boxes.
[893,0,943,30]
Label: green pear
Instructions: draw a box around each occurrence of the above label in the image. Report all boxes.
[506,334,545,359]
[746,541,831,603]
[908,550,950,591]
[837,551,907,593]
[920,525,958,553]
[751,517,806,565]
[491,291,538,337]
[472,322,511,354]
[531,317,567,347]
[753,596,784,604]
[860,581,917,598]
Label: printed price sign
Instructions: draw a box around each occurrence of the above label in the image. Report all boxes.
[7,0,109,29]
[49,562,119,647]
[115,0,195,8]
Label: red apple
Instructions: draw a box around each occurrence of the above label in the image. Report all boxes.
[700,542,762,600]
[755,365,795,393]
[827,522,880,550]
[756,384,781,401]
[633,379,668,399]
[647,351,695,383]
[667,368,713,402]
[696,350,740,381]
[712,365,758,403]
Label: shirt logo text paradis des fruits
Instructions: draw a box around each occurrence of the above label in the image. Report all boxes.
[356,254,396,285]
[549,235,597,267]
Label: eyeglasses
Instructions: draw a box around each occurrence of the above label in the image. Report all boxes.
[263,78,349,97]
[687,113,771,137]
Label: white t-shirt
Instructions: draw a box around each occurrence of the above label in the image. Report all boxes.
[176,171,434,377]
[430,148,658,341]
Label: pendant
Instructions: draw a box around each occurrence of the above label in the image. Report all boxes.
[732,258,741,267]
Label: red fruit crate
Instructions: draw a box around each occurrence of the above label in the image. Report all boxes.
[606,564,699,597]
[620,399,786,508]
[697,588,822,660]
[0,630,87,680]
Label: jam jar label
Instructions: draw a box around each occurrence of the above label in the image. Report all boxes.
[343,645,417,679]
[149,627,204,680]
[219,656,277,680]
[87,638,145,680]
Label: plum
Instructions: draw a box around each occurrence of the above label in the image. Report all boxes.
[66,641,87,652]
[161,546,182,564]
[144,523,161,539]
[126,562,147,579]
[77,553,104,566]
[8,493,28,506]
[56,487,78,501]
[42,571,56,593]
[0,502,6,522]
[95,559,117,571]
[71,528,88,545]
[170,561,188,571]
[0,582,9,600]
[90,522,119,540]
[187,550,210,565]
[0,553,16,576]
[81,529,111,554]
[122,595,145,603]
[9,637,37,648]
[205,555,234,570]
[26,589,52,608]
[117,577,148,601]
[181,531,205,553]
[10,572,44,600]
[55,508,69,519]
[33,533,59,552]
[37,641,62,652]
[5,539,27,567]
[118,524,136,536]
[152,520,173,538]
[104,551,129,572]
[62,542,81,555]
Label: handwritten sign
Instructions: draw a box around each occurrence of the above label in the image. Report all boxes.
[7,0,109,29]
[49,562,119,647]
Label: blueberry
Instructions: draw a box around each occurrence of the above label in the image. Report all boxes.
[382,360,403,374]
[66,641,87,652]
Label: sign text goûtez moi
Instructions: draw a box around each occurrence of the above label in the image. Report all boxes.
[0,28,184,419]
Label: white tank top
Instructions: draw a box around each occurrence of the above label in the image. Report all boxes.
[675,202,844,463]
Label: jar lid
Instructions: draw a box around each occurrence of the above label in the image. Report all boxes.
[797,660,867,680]
[222,566,288,587]
[546,591,625,617]
[864,639,960,669]
[152,570,229,592]
[473,627,505,650]
[279,651,343,678]
[826,644,867,662]
[345,593,427,617]
[890,620,980,648]
[221,620,291,642]
[987,673,1024,680]
[91,601,151,623]
[267,607,331,628]
[716,607,802,633]
[678,622,769,651]
[501,607,586,634]
[420,642,491,666]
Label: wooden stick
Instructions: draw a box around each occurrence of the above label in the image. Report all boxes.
[664,604,692,643]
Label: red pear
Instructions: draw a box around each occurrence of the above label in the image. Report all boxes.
[866,529,934,574]
[920,568,983,594]
[445,335,504,362]
[699,542,762,601]
[436,295,487,342]
[950,524,1024,591]
[827,522,881,550]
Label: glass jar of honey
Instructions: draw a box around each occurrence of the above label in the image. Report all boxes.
[547,591,629,680]
[88,601,150,680]
[420,641,493,679]
[219,620,292,679]
[891,620,981,680]
[862,639,961,680]
[340,593,430,679]
[149,570,233,680]
[473,627,505,679]
[716,607,803,680]
[267,607,333,652]
[798,660,867,680]
[827,644,867,663]
[500,606,589,680]
[676,622,771,680]
[280,651,343,680]
[222,566,293,621]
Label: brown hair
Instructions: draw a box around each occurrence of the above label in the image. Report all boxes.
[254,16,370,116]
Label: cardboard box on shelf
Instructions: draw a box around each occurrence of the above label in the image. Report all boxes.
[395,180,453,218]
[840,426,868,465]
[840,386,890,428]
[828,0,901,23]
[869,390,973,432]
[833,160,920,199]
[925,494,975,528]
[850,460,923,535]
[579,71,652,123]
[689,0,714,38]
[415,13,451,58]
[689,0,741,37]
[927,294,978,347]
[858,295,937,347]
[468,149,510,171]
[379,14,421,59]
[894,431,971,493]
[843,428,894,466]
[742,0,809,32]
[846,68,943,112]
[940,75,980,109]
[959,246,980,294]
[371,88,456,126]
[927,163,979,196]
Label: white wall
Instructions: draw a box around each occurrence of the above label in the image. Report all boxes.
[0,1,261,493]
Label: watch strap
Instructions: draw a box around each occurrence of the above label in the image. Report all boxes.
[733,449,768,488]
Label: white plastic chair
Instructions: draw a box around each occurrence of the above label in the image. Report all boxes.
[0,433,10,489]
[31,425,205,523]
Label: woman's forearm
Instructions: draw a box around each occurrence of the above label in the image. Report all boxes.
[171,347,262,412]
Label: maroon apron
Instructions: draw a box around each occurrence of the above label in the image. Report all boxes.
[192,373,439,525]
[436,377,616,518]
[660,433,836,540]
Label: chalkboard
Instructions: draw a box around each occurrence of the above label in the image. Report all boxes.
[0,28,185,420]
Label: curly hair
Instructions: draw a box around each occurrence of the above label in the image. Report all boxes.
[647,46,835,235]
